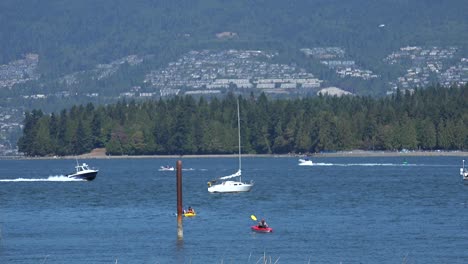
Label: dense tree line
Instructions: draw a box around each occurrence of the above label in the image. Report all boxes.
[17,85,467,156]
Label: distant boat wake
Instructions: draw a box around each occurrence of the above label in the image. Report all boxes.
[305,163,418,167]
[158,168,196,172]
[0,175,83,182]
[339,163,416,166]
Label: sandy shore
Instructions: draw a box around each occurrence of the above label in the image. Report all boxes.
[2,148,467,160]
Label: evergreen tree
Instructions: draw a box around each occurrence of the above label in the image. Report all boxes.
[32,118,53,156]
[17,85,468,156]
[417,119,436,150]
[91,112,104,147]
[18,110,44,155]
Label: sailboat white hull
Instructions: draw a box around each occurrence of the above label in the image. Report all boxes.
[207,100,253,193]
[461,160,468,180]
[208,180,254,193]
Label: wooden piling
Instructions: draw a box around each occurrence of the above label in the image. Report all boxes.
[176,160,183,240]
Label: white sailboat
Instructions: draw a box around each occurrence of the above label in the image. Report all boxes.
[461,160,468,181]
[207,100,254,193]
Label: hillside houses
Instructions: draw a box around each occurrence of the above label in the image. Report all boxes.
[440,58,468,87]
[144,50,323,96]
[59,54,146,85]
[0,53,40,88]
[0,107,22,155]
[0,47,467,155]
[94,55,144,80]
[385,46,466,89]
[301,47,345,59]
[301,47,378,80]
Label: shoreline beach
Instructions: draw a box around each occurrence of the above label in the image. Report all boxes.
[1,148,467,160]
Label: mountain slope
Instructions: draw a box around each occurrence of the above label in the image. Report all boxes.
[1,0,466,75]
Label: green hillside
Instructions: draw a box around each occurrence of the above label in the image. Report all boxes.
[1,0,467,76]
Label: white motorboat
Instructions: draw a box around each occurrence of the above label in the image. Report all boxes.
[66,162,98,181]
[208,100,253,193]
[298,157,313,166]
[159,165,175,171]
[461,160,468,180]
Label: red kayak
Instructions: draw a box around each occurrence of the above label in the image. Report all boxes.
[251,225,273,233]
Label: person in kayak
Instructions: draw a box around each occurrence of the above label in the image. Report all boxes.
[185,206,195,214]
[258,218,268,228]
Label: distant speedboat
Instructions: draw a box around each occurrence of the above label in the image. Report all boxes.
[159,165,175,171]
[66,162,98,181]
[298,157,313,166]
[461,160,468,180]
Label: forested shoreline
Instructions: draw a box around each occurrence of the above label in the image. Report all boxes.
[17,85,467,157]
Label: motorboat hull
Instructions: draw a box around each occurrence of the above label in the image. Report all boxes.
[67,171,98,181]
[66,162,98,181]
[208,180,253,193]
[298,159,313,166]
[251,226,273,233]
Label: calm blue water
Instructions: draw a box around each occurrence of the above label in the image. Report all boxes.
[1,156,467,263]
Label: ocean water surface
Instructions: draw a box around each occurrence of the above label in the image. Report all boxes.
[0,156,467,263]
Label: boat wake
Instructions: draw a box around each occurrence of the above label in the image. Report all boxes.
[308,163,417,167]
[158,168,195,172]
[0,175,83,182]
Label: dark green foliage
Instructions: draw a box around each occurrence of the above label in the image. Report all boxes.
[17,85,468,156]
[17,110,44,156]
[1,1,466,93]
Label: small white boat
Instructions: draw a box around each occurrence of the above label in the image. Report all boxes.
[461,160,468,180]
[66,162,98,181]
[159,166,175,171]
[208,100,253,193]
[298,157,313,166]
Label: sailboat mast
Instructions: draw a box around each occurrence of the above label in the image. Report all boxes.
[237,100,242,181]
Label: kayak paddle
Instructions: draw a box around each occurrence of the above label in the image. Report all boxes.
[250,214,257,221]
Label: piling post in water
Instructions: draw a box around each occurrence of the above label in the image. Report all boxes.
[176,160,183,240]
